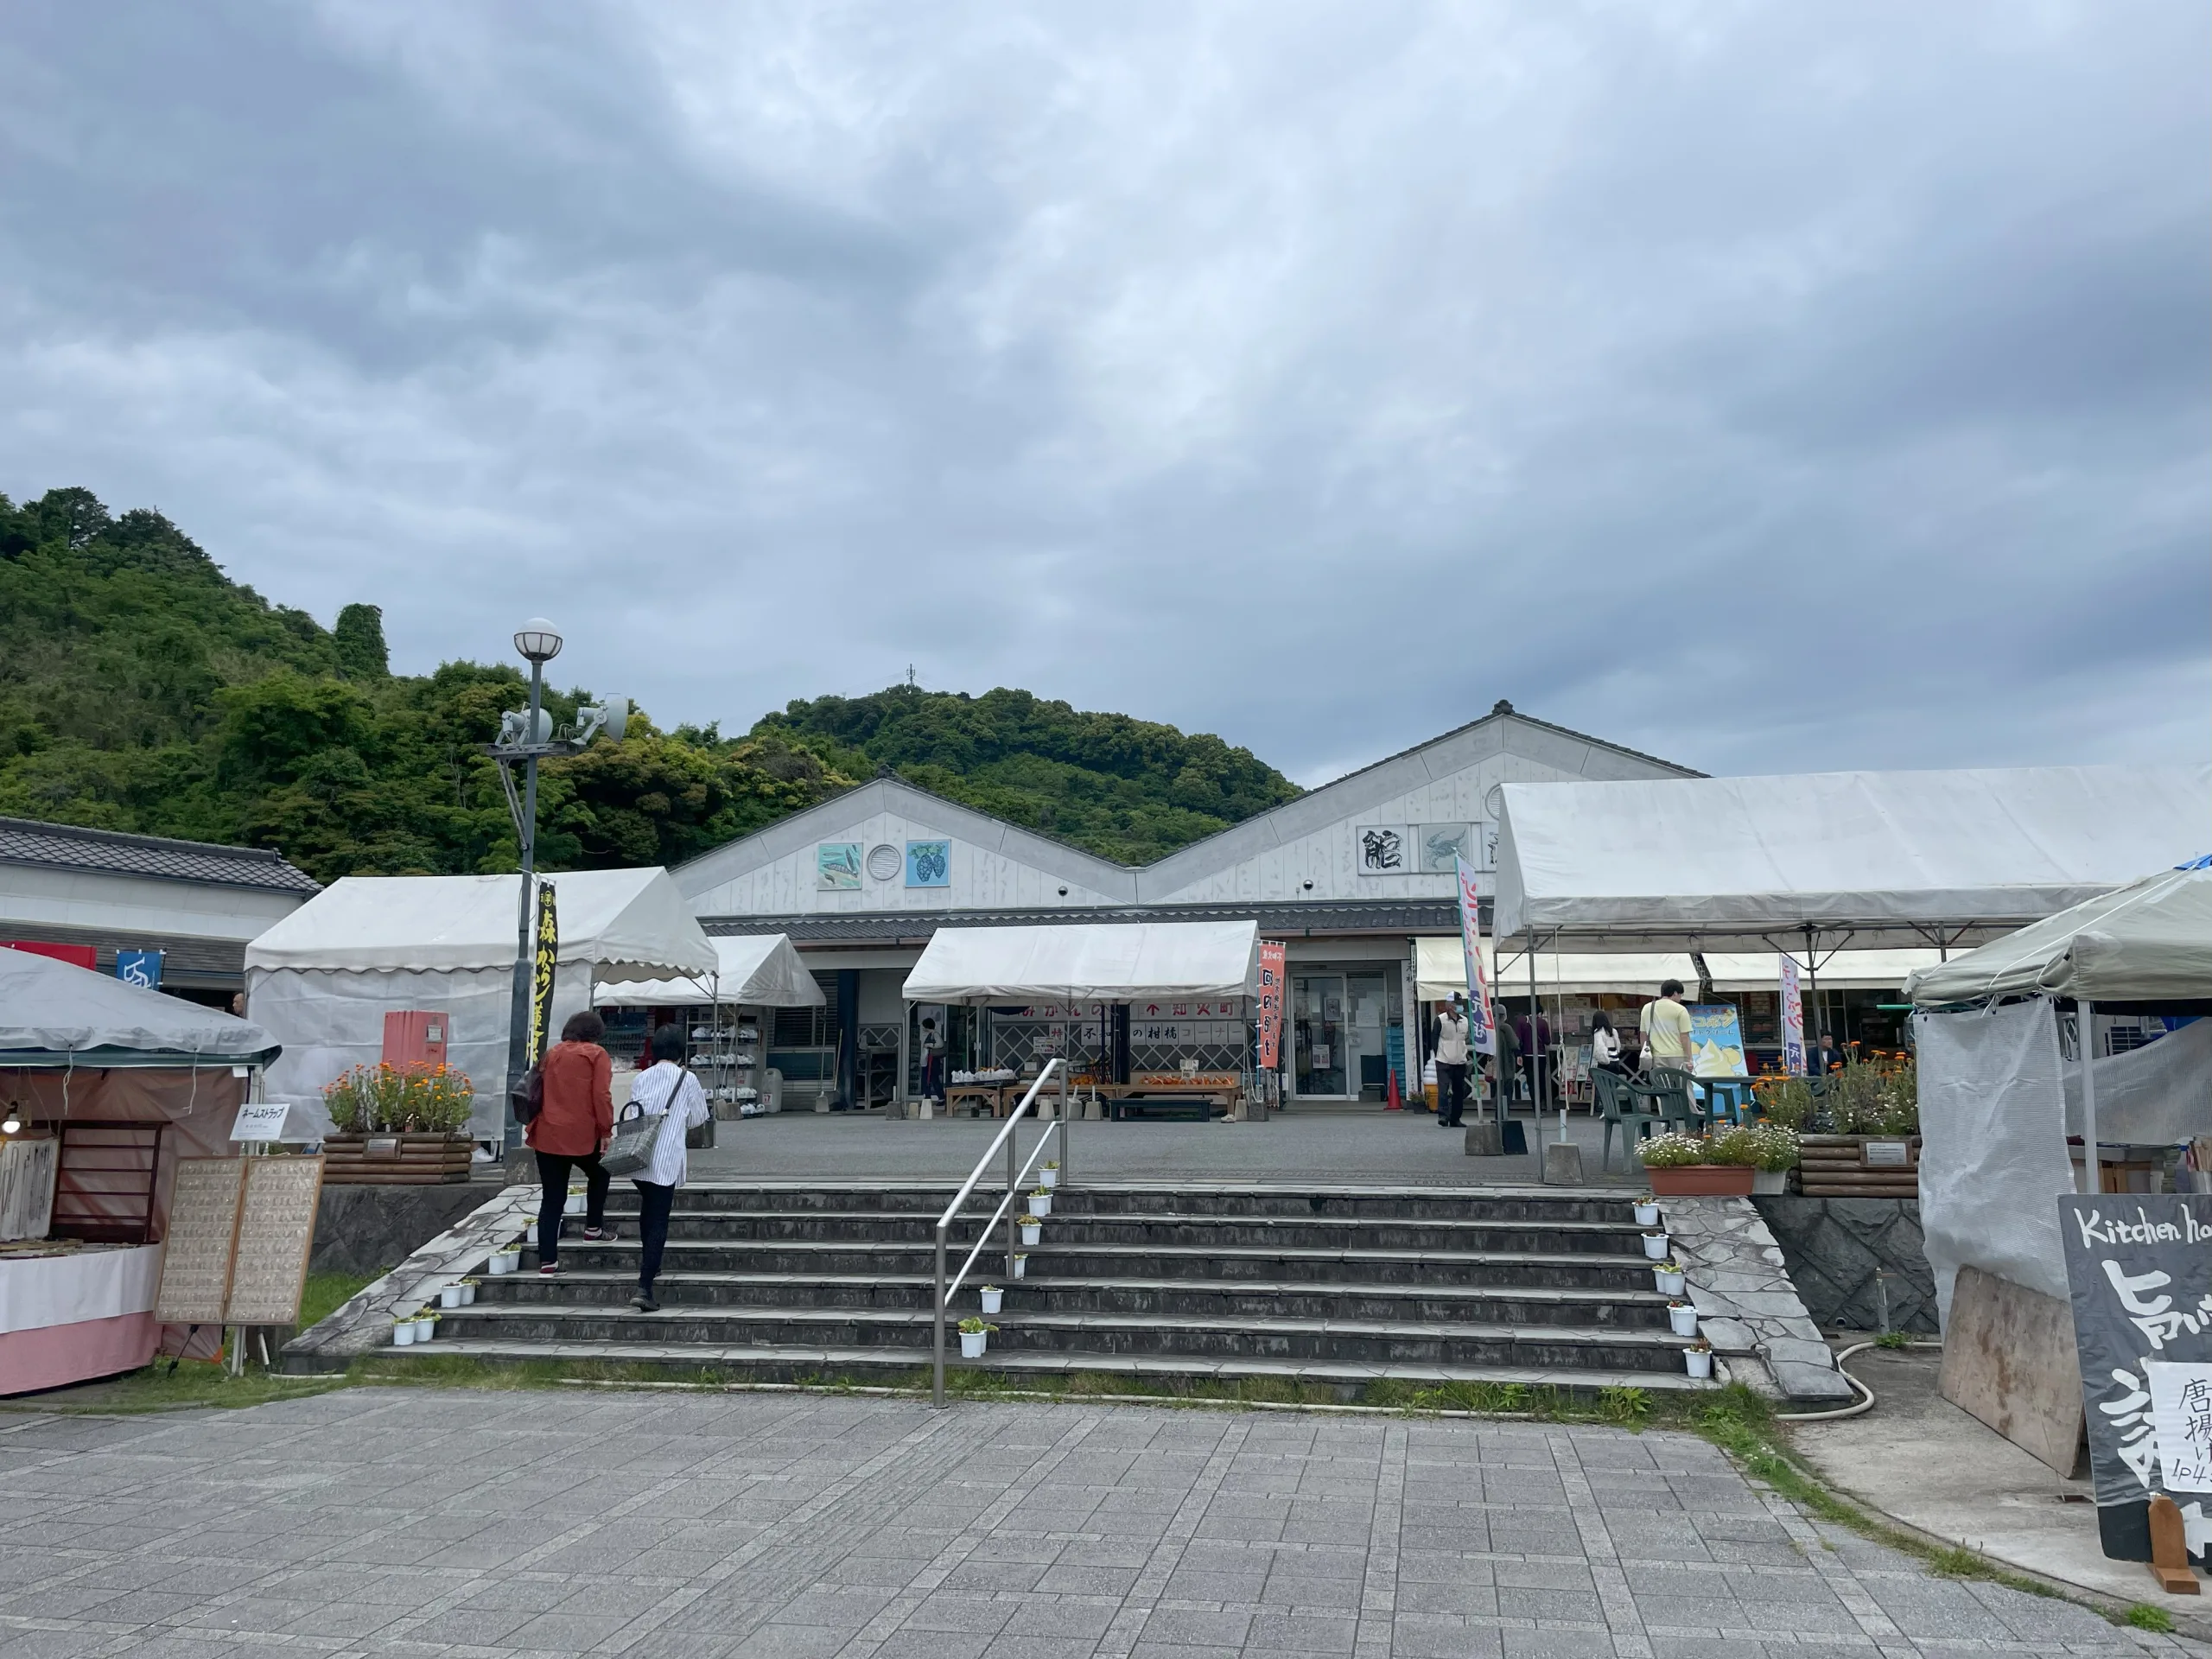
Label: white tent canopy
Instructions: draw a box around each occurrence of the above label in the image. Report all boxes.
[245,868,717,982]
[904,920,1260,1005]
[246,868,715,1141]
[1414,938,1943,1001]
[1495,764,2211,947]
[595,933,825,1010]
[1907,865,2212,1007]
[0,945,278,1067]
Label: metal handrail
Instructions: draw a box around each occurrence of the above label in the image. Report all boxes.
[933,1057,1070,1406]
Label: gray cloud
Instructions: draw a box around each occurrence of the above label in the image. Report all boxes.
[2,0,2204,787]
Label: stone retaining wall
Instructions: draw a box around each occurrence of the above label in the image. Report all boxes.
[312,1179,511,1276]
[1751,1196,1937,1334]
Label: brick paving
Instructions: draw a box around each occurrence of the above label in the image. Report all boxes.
[0,1388,2194,1659]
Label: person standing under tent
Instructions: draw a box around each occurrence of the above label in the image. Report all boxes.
[1492,1014,1521,1109]
[626,1021,711,1313]
[1431,995,1472,1128]
[1639,981,1695,1073]
[529,1009,616,1276]
[1513,1008,1553,1107]
[920,1015,946,1104]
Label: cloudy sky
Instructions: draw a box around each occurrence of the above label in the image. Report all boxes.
[3,2,2206,785]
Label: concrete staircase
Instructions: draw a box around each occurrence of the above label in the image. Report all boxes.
[385,1183,1710,1396]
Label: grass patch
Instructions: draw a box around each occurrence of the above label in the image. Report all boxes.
[1874,1332,1912,1350]
[299,1270,378,1332]
[2126,1604,2176,1633]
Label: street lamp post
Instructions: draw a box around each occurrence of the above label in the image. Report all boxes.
[503,619,563,1154]
[485,621,632,1158]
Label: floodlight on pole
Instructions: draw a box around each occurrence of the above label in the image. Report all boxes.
[513,618,563,664]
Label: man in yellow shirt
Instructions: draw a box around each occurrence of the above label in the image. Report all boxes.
[1639,979,1694,1071]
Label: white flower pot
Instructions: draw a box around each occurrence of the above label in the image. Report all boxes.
[1685,1348,1713,1380]
[565,1192,586,1217]
[461,1283,477,1305]
[1669,1305,1699,1338]
[1751,1169,1789,1195]
[1013,1256,1027,1279]
[1633,1202,1660,1228]
[414,1319,435,1343]
[980,1288,1003,1314]
[392,1323,417,1346]
[1030,1194,1052,1217]
[960,1332,988,1359]
[1655,1268,1686,1296]
[490,1250,519,1275]
[440,1286,464,1309]
[1642,1233,1669,1261]
[1040,1168,1059,1189]
[1020,1224,1041,1247]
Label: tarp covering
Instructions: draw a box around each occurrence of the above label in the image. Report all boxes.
[1414,938,1944,1000]
[0,946,277,1066]
[1907,866,2212,1007]
[1494,765,2212,944]
[595,935,824,1010]
[1916,998,2077,1326]
[904,921,1260,1005]
[245,868,715,982]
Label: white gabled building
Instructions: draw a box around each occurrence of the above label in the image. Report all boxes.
[671,702,1697,1109]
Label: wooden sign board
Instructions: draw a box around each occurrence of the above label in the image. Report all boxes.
[226,1157,324,1325]
[156,1159,246,1324]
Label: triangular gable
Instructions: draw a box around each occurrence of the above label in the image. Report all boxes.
[676,777,1139,916]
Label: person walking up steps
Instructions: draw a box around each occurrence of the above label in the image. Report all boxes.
[627,1022,711,1312]
[528,1010,615,1277]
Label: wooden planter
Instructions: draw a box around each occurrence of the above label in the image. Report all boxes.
[321,1132,474,1185]
[1797,1134,1920,1198]
[1646,1164,1756,1197]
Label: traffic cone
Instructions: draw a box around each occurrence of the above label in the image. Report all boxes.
[1386,1065,1404,1110]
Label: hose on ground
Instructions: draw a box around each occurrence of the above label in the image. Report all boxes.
[1771,1337,1942,1422]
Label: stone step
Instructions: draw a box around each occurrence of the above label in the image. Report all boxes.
[522,1237,1662,1291]
[612,1182,1639,1225]
[473,1270,1675,1327]
[558,1209,1649,1255]
[368,1337,1718,1394]
[426,1303,1697,1372]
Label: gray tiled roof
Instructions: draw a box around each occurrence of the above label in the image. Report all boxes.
[0,816,321,894]
[705,898,1466,944]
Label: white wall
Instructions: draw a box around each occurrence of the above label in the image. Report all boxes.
[0,864,307,940]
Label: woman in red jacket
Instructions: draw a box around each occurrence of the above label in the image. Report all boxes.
[527,1009,615,1275]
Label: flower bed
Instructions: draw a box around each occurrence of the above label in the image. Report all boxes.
[321,1064,476,1185]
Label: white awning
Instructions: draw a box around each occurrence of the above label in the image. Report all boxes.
[1495,764,2212,946]
[245,868,716,984]
[594,934,826,1009]
[904,920,1260,1005]
[1908,864,2212,1007]
[1414,938,1942,1000]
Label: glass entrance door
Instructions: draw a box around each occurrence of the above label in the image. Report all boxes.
[1294,975,1346,1096]
[1346,971,1389,1101]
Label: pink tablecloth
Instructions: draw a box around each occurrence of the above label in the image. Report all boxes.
[0,1244,164,1395]
[0,1311,159,1395]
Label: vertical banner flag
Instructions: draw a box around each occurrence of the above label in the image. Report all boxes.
[1255,941,1287,1071]
[526,881,559,1070]
[1778,953,1806,1077]
[1454,856,1497,1057]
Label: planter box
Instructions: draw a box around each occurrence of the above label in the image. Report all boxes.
[1797,1134,1920,1198]
[1646,1164,1756,1197]
[321,1132,473,1185]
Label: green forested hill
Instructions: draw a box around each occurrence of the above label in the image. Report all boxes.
[0,488,1298,881]
[757,689,1300,865]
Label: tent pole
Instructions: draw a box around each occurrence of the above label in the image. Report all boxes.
[1803,925,1822,1047]
[2079,1000,2099,1195]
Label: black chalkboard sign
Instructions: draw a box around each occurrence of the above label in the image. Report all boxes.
[2059,1193,2212,1562]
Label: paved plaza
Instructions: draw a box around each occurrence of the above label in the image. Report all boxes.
[688,1105,1637,1187]
[2,1388,2193,1659]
